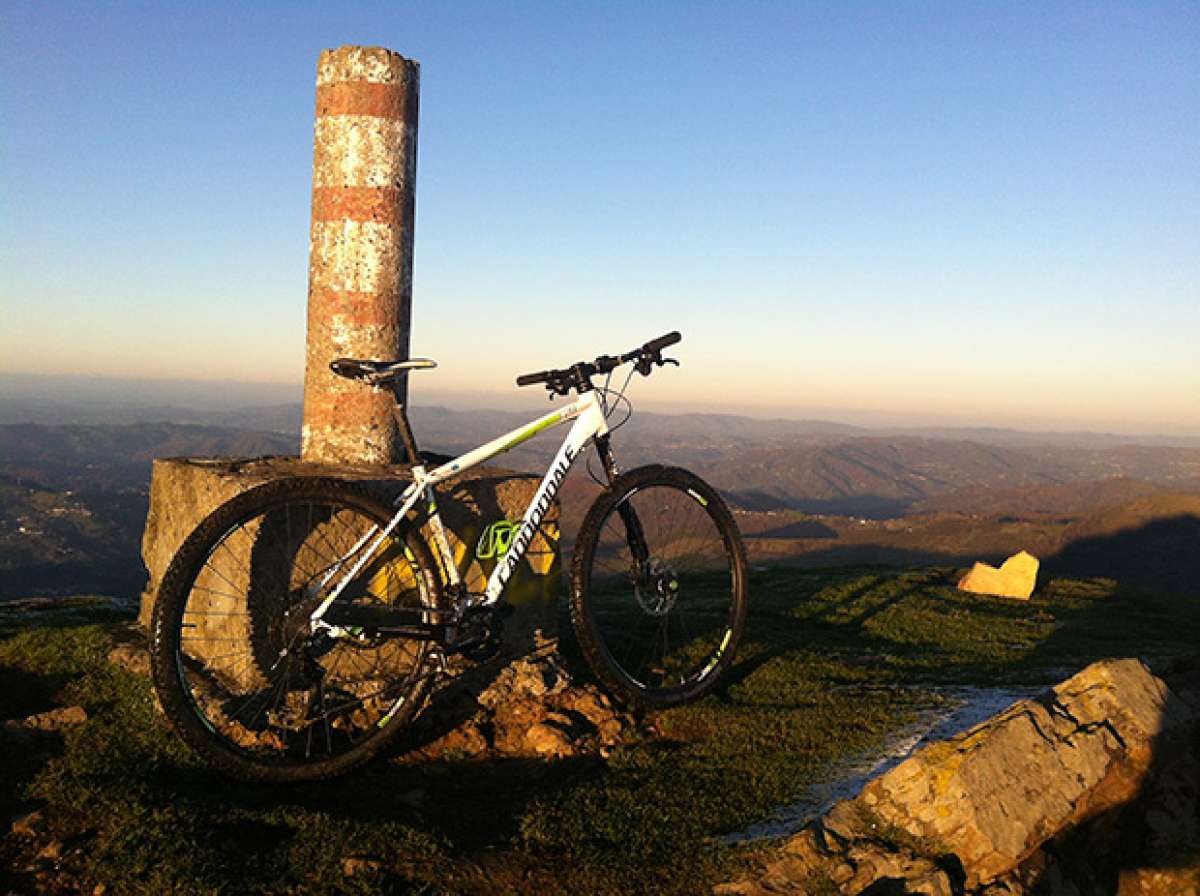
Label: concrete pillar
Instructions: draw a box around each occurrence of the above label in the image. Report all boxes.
[302,46,419,465]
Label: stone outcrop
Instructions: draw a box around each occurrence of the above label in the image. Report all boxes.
[719,658,1200,895]
[957,550,1039,599]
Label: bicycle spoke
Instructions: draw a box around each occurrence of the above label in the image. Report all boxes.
[577,473,744,704]
[162,484,440,776]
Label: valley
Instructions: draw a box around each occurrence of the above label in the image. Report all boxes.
[1,402,1198,601]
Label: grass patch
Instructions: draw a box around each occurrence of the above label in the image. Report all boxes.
[2,568,1196,894]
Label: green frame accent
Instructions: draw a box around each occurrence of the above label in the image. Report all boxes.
[498,411,563,452]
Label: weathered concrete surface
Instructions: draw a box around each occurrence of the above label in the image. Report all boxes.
[303,45,420,465]
[958,550,1040,600]
[138,457,559,669]
[718,658,1200,895]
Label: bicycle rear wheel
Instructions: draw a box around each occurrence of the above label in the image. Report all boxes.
[570,465,748,707]
[149,478,444,782]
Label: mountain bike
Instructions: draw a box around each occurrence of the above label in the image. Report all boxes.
[149,332,748,781]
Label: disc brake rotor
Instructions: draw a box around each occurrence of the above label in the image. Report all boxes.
[634,557,680,616]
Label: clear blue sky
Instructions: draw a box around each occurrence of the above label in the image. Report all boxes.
[2,2,1197,432]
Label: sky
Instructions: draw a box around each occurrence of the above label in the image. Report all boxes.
[2,2,1198,434]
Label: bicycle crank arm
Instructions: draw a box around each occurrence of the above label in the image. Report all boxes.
[322,604,455,629]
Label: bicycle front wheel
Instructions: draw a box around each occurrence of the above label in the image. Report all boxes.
[570,465,748,707]
[150,477,445,782]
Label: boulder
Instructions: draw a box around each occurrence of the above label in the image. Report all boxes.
[720,658,1198,895]
[958,550,1040,599]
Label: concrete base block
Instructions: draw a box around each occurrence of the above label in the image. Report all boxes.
[139,456,560,662]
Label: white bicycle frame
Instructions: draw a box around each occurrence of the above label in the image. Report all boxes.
[310,391,610,626]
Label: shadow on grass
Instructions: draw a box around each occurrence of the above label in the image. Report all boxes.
[0,665,72,720]
[1046,512,1200,597]
[142,750,604,855]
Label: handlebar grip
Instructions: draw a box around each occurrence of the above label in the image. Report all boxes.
[516,370,552,387]
[644,331,682,353]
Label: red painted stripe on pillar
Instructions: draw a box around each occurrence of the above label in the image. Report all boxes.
[305,389,392,418]
[312,187,404,226]
[308,289,402,328]
[316,81,417,123]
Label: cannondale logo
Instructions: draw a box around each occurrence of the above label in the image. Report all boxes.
[495,444,576,589]
[476,520,520,560]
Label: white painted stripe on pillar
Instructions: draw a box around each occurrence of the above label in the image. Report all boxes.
[317,48,414,86]
[310,221,406,294]
[328,316,394,355]
[313,117,412,188]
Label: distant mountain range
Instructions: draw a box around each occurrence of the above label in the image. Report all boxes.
[0,422,298,492]
[2,405,1199,599]
[3,411,1200,515]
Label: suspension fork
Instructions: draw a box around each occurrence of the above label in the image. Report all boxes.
[594,435,651,576]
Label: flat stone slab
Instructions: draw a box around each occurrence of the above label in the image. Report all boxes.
[139,455,560,660]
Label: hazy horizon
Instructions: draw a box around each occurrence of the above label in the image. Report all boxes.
[3,370,1199,441]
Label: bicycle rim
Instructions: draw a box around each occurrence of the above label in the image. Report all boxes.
[164,492,436,770]
[582,478,742,700]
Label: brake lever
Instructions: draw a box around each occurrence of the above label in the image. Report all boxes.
[658,356,680,367]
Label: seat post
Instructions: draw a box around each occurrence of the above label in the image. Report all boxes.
[390,380,421,465]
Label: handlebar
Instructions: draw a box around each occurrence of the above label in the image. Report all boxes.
[643,331,681,354]
[515,369,554,387]
[516,331,682,396]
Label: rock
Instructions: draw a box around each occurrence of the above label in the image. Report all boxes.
[1118,868,1200,896]
[478,655,569,708]
[720,658,1197,895]
[712,883,758,895]
[958,550,1039,599]
[1,705,88,753]
[14,706,87,732]
[408,652,634,762]
[11,810,45,838]
[36,839,64,862]
[417,721,490,759]
[525,721,573,758]
[107,641,150,677]
[341,855,383,876]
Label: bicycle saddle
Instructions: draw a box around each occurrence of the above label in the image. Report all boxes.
[330,357,437,386]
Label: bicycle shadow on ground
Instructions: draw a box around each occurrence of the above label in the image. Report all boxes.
[148,750,605,856]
